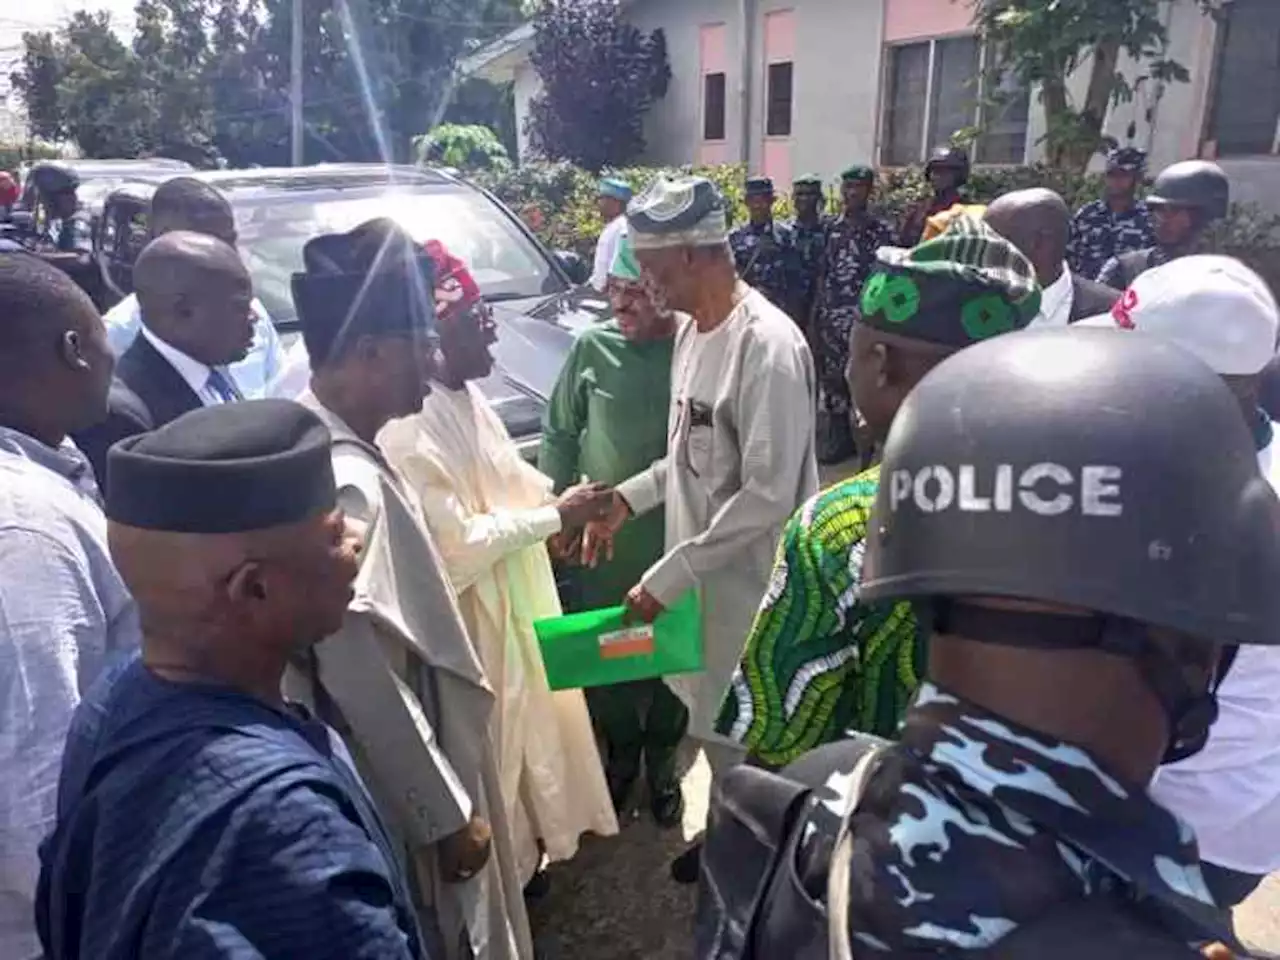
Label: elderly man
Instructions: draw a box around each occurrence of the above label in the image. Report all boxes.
[1082,255,1280,911]
[585,176,818,882]
[985,188,1119,326]
[539,234,689,825]
[0,255,138,960]
[718,217,1042,767]
[381,242,618,890]
[36,401,428,960]
[290,222,533,960]
[590,177,633,291]
[102,177,282,397]
[72,231,256,493]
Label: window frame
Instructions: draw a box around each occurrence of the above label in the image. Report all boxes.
[765,60,794,139]
[877,32,1029,168]
[703,70,728,143]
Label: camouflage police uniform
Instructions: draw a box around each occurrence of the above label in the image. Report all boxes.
[730,218,801,317]
[1068,198,1156,282]
[790,215,830,325]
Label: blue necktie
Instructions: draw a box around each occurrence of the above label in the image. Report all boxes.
[206,368,243,404]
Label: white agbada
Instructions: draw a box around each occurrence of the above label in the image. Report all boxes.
[380,385,618,882]
[617,286,818,753]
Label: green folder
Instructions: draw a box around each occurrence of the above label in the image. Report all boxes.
[534,591,703,691]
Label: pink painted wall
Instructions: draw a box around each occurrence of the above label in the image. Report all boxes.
[883,0,973,43]
[699,23,728,75]
[764,9,796,63]
[699,142,731,165]
[763,140,792,189]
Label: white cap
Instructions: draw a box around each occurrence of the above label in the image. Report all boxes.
[1078,255,1279,376]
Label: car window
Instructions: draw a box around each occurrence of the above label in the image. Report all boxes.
[232,186,565,326]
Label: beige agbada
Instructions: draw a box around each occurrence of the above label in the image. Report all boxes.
[381,383,618,881]
[284,393,533,960]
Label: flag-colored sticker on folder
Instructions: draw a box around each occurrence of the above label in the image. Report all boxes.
[533,591,702,690]
[598,625,655,659]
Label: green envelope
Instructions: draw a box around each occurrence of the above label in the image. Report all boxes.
[534,591,703,690]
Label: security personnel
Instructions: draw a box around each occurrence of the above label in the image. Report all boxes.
[729,176,800,318]
[29,162,82,253]
[698,329,1280,958]
[1097,159,1229,290]
[1068,146,1155,281]
[898,145,969,246]
[789,175,829,333]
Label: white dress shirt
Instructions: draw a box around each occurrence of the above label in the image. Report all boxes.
[1027,264,1075,329]
[1149,424,1280,875]
[589,216,627,291]
[140,327,242,407]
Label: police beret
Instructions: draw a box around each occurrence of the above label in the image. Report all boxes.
[744,177,775,197]
[841,165,875,183]
[792,174,823,189]
[106,400,336,534]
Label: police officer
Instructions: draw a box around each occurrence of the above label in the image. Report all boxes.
[789,175,829,333]
[899,145,969,246]
[1097,159,1229,290]
[1068,146,1156,281]
[698,328,1280,958]
[729,176,800,318]
[28,162,82,253]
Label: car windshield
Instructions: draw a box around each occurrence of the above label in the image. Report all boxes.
[231,184,564,327]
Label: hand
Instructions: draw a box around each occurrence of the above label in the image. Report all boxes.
[582,492,632,568]
[555,482,614,529]
[1202,945,1237,960]
[438,815,492,883]
[624,584,665,624]
[547,529,581,564]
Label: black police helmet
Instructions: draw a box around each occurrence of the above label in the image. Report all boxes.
[924,146,970,186]
[30,162,80,196]
[1146,160,1229,221]
[861,327,1280,649]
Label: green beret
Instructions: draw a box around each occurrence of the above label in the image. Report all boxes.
[841,165,875,183]
[793,174,823,189]
[859,215,1041,348]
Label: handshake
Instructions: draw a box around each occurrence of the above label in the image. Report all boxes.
[548,481,631,568]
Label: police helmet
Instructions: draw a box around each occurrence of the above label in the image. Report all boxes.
[924,146,970,186]
[29,162,80,197]
[1146,160,1229,221]
[1105,146,1146,174]
[861,327,1280,650]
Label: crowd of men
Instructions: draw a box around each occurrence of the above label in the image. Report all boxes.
[1,140,1278,960]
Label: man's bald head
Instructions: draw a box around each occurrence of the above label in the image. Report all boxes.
[149,177,237,245]
[135,231,256,368]
[984,188,1071,286]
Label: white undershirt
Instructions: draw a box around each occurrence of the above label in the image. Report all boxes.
[1028,264,1074,328]
[1148,426,1280,874]
[140,326,236,407]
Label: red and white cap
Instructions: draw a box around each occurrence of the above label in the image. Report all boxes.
[1079,255,1279,376]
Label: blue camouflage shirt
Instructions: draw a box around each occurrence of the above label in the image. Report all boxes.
[730,219,801,314]
[787,682,1228,955]
[1068,199,1157,282]
[790,216,831,315]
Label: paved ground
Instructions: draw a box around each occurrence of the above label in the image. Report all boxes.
[529,458,1280,957]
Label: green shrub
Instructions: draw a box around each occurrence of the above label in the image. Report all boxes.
[476,160,1278,259]
[414,124,511,174]
[0,141,62,175]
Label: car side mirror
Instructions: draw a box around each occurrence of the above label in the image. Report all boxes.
[554,250,589,286]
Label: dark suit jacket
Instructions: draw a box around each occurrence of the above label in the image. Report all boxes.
[73,334,203,495]
[1069,272,1121,323]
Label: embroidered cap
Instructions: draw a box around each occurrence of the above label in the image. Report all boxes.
[1078,255,1279,376]
[859,215,1041,348]
[598,177,634,203]
[627,176,729,251]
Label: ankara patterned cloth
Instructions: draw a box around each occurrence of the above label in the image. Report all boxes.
[716,215,1040,764]
[772,683,1229,954]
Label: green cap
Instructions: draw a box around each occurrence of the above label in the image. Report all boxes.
[859,215,1041,347]
[793,174,823,189]
[841,165,875,183]
[609,231,642,282]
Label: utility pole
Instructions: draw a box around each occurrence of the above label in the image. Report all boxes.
[291,0,304,166]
